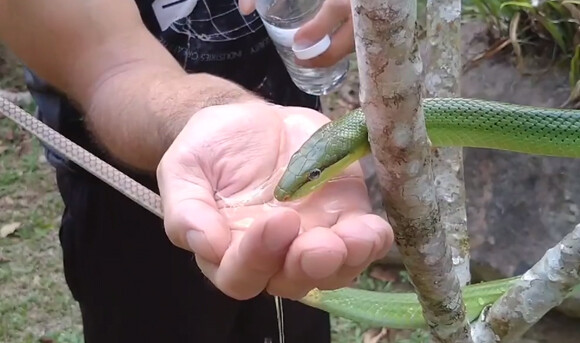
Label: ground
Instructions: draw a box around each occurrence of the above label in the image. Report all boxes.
[0,46,82,343]
[1,19,579,343]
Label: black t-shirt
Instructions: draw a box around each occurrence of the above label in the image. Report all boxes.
[25,0,319,174]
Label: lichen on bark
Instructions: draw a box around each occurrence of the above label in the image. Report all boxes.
[424,0,471,286]
[471,224,580,342]
[349,0,472,342]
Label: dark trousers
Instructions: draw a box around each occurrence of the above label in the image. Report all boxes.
[55,167,331,343]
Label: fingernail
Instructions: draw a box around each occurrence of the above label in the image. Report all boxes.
[300,249,345,279]
[261,210,300,252]
[366,215,389,232]
[238,0,254,15]
[262,226,293,252]
[186,230,207,252]
[342,237,374,267]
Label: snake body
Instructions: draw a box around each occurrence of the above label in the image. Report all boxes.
[274,98,580,328]
[274,98,580,201]
[301,277,520,329]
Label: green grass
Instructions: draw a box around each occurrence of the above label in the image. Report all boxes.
[0,45,25,91]
[462,0,580,91]
[0,43,84,342]
[0,104,84,343]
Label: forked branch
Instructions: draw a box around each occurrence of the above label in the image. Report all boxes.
[471,224,580,342]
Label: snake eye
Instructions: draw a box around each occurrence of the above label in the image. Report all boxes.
[308,169,322,181]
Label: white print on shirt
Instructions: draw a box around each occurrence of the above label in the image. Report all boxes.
[152,0,199,31]
[154,0,264,42]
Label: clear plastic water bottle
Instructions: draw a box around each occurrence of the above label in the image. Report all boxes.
[255,0,350,96]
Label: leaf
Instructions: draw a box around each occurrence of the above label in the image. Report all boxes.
[501,1,534,10]
[533,12,569,51]
[0,222,21,238]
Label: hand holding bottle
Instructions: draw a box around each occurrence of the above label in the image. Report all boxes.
[239,0,356,95]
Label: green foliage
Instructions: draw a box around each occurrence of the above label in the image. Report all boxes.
[463,0,580,88]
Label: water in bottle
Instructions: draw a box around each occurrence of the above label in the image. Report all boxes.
[255,0,350,96]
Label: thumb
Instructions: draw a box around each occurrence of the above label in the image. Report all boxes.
[293,0,354,68]
[294,0,349,47]
[238,0,256,15]
[198,207,301,300]
[157,157,231,265]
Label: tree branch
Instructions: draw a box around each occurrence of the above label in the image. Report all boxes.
[424,0,471,286]
[471,224,580,342]
[349,1,472,342]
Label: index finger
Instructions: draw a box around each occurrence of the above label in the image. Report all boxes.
[157,143,231,265]
[238,0,256,15]
[197,207,302,300]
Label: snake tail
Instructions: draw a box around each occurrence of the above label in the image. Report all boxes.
[299,277,519,329]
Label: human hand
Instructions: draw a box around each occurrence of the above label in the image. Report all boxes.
[239,0,355,68]
[157,100,393,300]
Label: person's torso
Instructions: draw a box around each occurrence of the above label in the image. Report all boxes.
[136,0,288,92]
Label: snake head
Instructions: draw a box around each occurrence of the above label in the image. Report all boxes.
[274,109,369,202]
[274,150,328,202]
[274,136,370,202]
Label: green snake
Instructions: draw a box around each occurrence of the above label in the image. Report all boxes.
[274,98,580,328]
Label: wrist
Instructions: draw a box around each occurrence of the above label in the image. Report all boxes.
[147,72,265,151]
[82,61,264,171]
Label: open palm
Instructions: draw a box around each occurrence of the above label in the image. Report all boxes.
[157,100,393,300]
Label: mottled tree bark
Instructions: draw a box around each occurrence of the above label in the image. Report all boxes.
[471,224,580,342]
[349,1,472,342]
[424,0,471,286]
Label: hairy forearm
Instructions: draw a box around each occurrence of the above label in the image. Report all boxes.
[0,0,259,172]
[83,62,259,171]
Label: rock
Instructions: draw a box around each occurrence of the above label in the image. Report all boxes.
[512,310,580,343]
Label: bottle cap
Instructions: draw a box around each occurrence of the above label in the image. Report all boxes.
[292,35,331,60]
